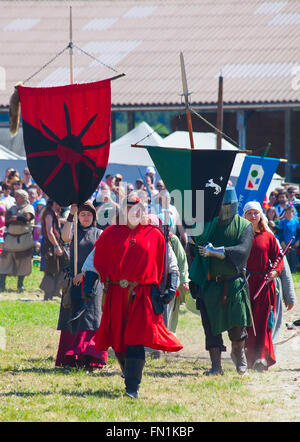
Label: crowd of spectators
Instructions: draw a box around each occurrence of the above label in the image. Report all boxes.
[1,164,300,300]
[263,184,300,272]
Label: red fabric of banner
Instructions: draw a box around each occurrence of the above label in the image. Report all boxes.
[18,79,111,206]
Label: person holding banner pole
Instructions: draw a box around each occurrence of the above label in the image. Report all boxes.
[243,201,284,371]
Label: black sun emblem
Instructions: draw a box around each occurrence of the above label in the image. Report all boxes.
[27,103,108,192]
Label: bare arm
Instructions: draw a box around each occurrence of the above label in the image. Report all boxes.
[45,214,63,256]
[61,204,77,243]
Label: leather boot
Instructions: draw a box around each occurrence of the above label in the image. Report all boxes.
[0,275,6,293]
[17,276,25,293]
[115,352,126,377]
[124,358,145,399]
[231,340,247,375]
[204,347,224,376]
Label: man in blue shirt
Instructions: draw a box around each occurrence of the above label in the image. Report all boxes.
[278,205,300,272]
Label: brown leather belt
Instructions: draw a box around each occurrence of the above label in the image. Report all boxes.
[212,274,242,307]
[102,278,139,320]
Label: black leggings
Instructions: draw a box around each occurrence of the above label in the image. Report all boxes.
[126,345,145,360]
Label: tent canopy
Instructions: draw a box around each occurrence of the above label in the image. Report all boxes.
[105,122,165,184]
[0,143,25,160]
[0,143,27,181]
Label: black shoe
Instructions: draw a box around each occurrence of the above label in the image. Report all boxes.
[17,276,25,293]
[0,275,6,294]
[124,358,145,400]
[205,347,224,376]
[253,361,267,372]
[204,367,224,376]
[125,390,138,399]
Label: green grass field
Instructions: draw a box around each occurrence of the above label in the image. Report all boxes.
[0,267,299,422]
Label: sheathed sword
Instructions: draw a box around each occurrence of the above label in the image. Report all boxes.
[242,270,256,336]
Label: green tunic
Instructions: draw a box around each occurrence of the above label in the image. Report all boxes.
[203,215,252,336]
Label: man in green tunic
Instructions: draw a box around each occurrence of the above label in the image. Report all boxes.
[191,187,253,375]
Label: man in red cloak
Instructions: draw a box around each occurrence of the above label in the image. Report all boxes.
[82,194,183,398]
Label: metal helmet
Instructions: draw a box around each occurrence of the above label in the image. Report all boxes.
[218,186,238,223]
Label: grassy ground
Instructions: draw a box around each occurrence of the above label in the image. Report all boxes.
[0,267,299,422]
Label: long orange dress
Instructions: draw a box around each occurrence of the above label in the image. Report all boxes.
[93,223,183,354]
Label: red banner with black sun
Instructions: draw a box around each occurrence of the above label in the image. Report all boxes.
[18,79,111,206]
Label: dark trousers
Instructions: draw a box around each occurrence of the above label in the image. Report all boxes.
[196,291,247,351]
[126,345,145,360]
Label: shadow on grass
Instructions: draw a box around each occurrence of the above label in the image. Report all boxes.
[1,355,122,377]
[0,389,121,399]
[277,368,300,373]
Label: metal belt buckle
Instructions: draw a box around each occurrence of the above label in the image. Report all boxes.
[119,279,129,288]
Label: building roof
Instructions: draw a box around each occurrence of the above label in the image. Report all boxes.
[1,0,300,109]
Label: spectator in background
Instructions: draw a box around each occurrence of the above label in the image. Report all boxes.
[39,200,68,301]
[277,205,300,273]
[11,180,22,198]
[287,185,300,218]
[144,175,155,196]
[3,168,15,185]
[0,204,5,245]
[0,190,35,294]
[105,174,115,192]
[0,184,15,210]
[155,190,188,249]
[7,170,21,189]
[114,174,123,187]
[28,188,38,210]
[33,197,47,255]
[268,190,278,209]
[145,166,156,184]
[265,207,280,237]
[94,183,120,230]
[155,180,165,193]
[126,183,134,196]
[135,178,144,191]
[274,190,290,219]
[22,167,33,192]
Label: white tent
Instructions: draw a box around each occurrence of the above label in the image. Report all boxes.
[105,122,165,184]
[163,131,284,193]
[0,143,27,181]
[0,143,25,160]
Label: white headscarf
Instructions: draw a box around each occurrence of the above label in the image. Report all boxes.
[243,201,263,216]
[243,200,273,234]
